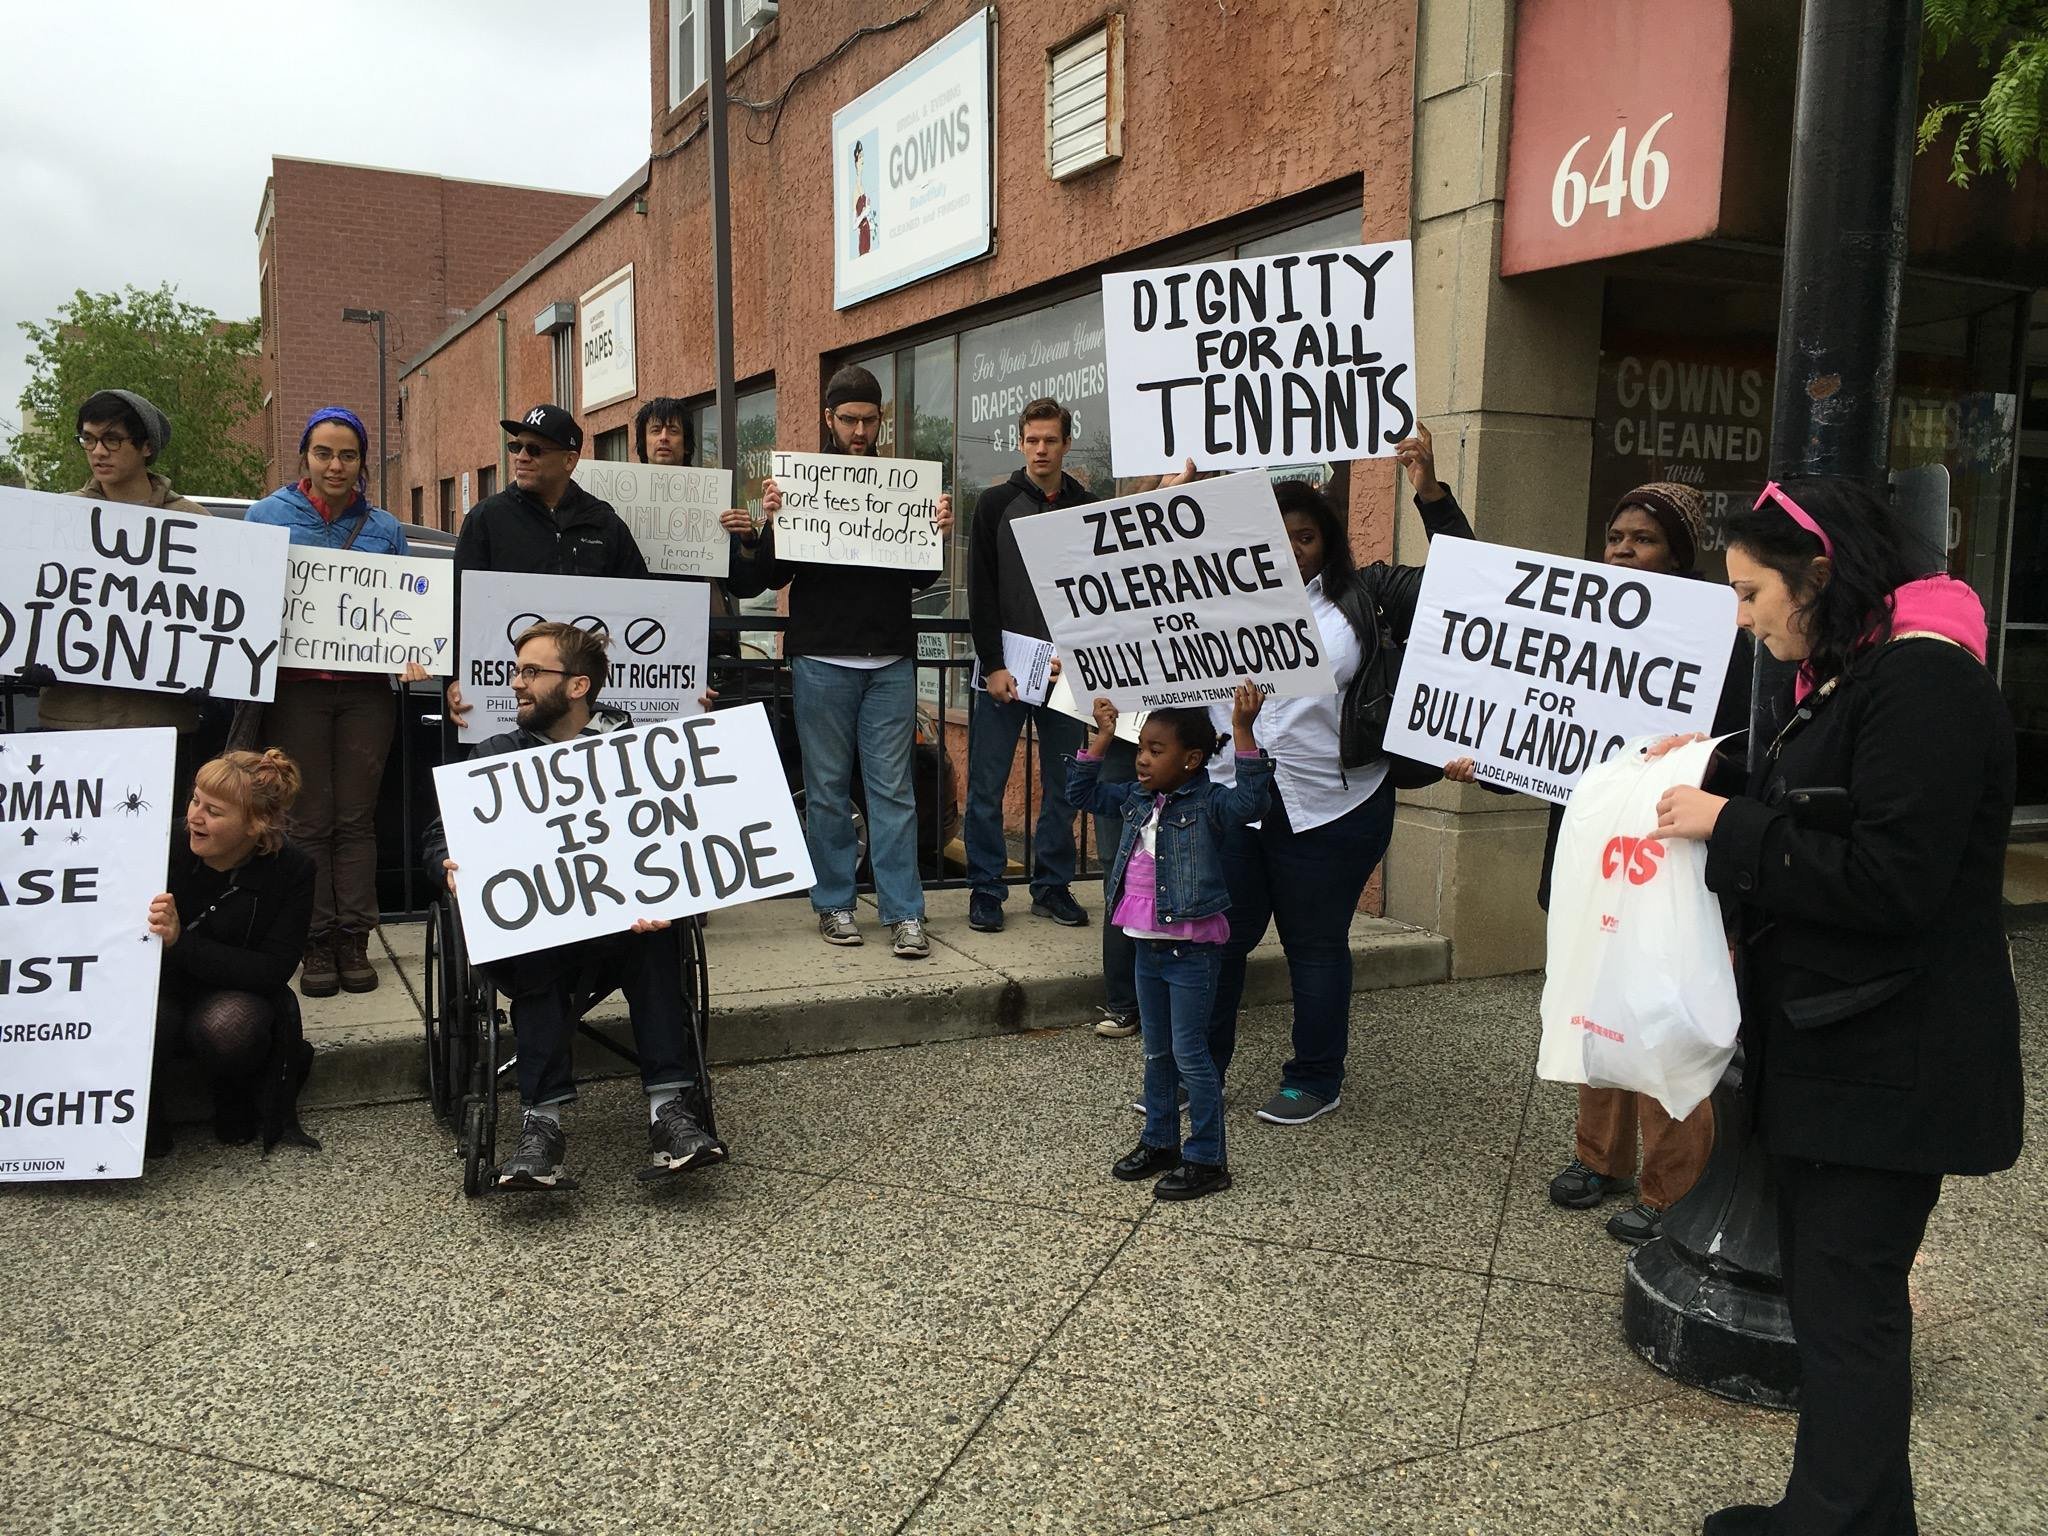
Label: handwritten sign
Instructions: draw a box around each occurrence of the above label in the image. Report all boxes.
[767,451,944,572]
[1009,470,1336,711]
[0,485,288,703]
[456,572,710,742]
[432,703,813,964]
[1102,243,1419,476]
[281,548,453,675]
[1379,538,1736,803]
[0,726,173,1182]
[573,461,734,580]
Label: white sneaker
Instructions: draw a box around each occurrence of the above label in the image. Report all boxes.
[818,910,862,946]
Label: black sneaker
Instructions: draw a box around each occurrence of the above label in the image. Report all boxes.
[1129,1084,1191,1115]
[1030,886,1089,926]
[1605,1200,1664,1244]
[1548,1158,1633,1210]
[1254,1087,1338,1125]
[1112,1141,1181,1182]
[967,891,1004,932]
[1092,1007,1139,1039]
[497,1111,568,1191]
[1154,1160,1231,1201]
[643,1096,727,1178]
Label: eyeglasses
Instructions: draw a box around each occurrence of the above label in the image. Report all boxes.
[507,439,559,458]
[511,665,569,684]
[77,432,134,452]
[831,411,881,430]
[308,447,362,467]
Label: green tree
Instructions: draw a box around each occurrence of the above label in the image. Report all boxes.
[1919,2,2048,185]
[13,284,264,496]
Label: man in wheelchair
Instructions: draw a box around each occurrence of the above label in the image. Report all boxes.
[427,621,725,1191]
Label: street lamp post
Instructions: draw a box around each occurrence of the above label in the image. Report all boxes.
[341,306,388,510]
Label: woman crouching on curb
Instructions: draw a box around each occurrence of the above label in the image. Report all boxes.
[1068,684,1272,1202]
[1648,475,2021,1536]
[146,750,322,1157]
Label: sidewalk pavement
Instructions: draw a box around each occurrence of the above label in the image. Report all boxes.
[2,929,2041,1533]
[301,883,1452,1109]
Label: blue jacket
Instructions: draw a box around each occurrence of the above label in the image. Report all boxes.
[1067,750,1274,925]
[247,482,410,555]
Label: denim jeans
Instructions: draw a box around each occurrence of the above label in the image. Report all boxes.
[1134,939,1226,1166]
[963,691,1086,901]
[1095,741,1139,1015]
[1207,783,1396,1101]
[791,656,925,924]
[492,925,703,1108]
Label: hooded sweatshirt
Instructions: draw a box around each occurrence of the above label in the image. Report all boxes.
[38,475,212,732]
[1796,573,1988,701]
[967,468,1096,676]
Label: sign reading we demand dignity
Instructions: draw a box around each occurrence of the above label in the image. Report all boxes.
[0,485,289,702]
[1010,470,1335,712]
[1102,243,1418,476]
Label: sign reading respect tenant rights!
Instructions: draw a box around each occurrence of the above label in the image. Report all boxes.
[1010,470,1336,712]
[0,485,289,702]
[1102,242,1419,477]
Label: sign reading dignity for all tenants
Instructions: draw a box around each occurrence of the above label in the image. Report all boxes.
[432,702,814,965]
[0,726,174,1182]
[1102,243,1419,477]
[0,485,289,703]
[1009,470,1337,712]
[573,461,735,580]
[281,547,454,675]
[457,572,710,743]
[767,451,945,572]
[1379,538,1737,804]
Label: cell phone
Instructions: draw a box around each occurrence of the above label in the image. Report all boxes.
[1786,786,1853,835]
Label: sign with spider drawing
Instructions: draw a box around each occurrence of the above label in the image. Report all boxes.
[0,726,175,1182]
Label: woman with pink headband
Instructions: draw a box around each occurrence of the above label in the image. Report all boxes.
[1650,474,2021,1536]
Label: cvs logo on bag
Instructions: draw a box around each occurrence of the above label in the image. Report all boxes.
[1600,835,1666,886]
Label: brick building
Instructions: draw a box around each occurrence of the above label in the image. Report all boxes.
[254,158,601,507]
[397,0,2046,973]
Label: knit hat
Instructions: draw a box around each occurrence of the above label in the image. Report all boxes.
[1612,481,1709,571]
[823,365,883,410]
[80,389,172,459]
[299,405,370,458]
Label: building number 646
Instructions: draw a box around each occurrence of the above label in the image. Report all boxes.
[1551,112,1674,228]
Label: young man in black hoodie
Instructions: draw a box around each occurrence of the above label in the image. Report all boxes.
[961,397,1095,934]
[444,404,648,731]
[726,365,952,958]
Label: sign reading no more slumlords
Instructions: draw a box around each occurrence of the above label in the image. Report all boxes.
[572,461,734,580]
[432,703,814,965]
[768,451,945,572]
[1102,242,1419,477]
[0,726,173,1182]
[1378,538,1736,804]
[282,547,454,675]
[0,485,289,702]
[1009,470,1337,712]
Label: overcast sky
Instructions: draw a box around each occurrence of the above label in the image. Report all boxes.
[0,0,649,452]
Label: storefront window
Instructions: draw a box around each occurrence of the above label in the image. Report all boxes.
[692,383,779,510]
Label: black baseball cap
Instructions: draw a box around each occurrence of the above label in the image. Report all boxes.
[501,403,583,452]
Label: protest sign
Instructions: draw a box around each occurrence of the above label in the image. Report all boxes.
[573,461,734,580]
[1010,470,1337,712]
[1101,242,1418,476]
[971,631,1055,705]
[457,572,710,743]
[281,547,454,675]
[432,702,814,964]
[1379,538,1737,804]
[0,485,289,703]
[767,451,945,572]
[0,726,173,1182]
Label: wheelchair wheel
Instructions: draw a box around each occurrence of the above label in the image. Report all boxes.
[461,991,506,1199]
[422,902,457,1122]
[461,1097,489,1198]
[683,916,717,1140]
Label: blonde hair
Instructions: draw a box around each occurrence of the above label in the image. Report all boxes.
[193,749,303,855]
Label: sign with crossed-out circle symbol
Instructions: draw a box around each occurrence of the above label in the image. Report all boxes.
[503,611,665,654]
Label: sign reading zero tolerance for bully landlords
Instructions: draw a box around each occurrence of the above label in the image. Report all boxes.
[1101,242,1419,476]
[1010,470,1336,712]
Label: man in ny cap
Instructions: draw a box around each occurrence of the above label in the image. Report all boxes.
[445,404,649,729]
[727,365,952,959]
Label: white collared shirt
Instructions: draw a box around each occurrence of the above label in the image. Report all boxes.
[1207,571,1387,831]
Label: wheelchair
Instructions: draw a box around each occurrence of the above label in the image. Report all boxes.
[421,892,714,1197]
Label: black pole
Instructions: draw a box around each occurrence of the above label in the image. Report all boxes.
[1621,0,1924,1408]
[707,1,739,479]
[375,309,389,512]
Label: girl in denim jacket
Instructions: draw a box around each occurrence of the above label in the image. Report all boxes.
[1067,683,1271,1200]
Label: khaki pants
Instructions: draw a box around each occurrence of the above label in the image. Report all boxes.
[1575,1086,1714,1210]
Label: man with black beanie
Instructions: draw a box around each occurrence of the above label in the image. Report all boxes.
[726,365,952,958]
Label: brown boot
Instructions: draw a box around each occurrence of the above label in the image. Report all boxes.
[336,931,379,994]
[299,938,339,998]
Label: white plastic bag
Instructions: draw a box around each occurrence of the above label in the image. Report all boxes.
[1537,735,1739,1120]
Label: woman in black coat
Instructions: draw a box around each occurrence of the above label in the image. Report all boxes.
[1651,476,2022,1536]
[148,749,322,1156]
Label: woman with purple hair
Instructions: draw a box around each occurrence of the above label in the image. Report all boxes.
[246,407,418,998]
